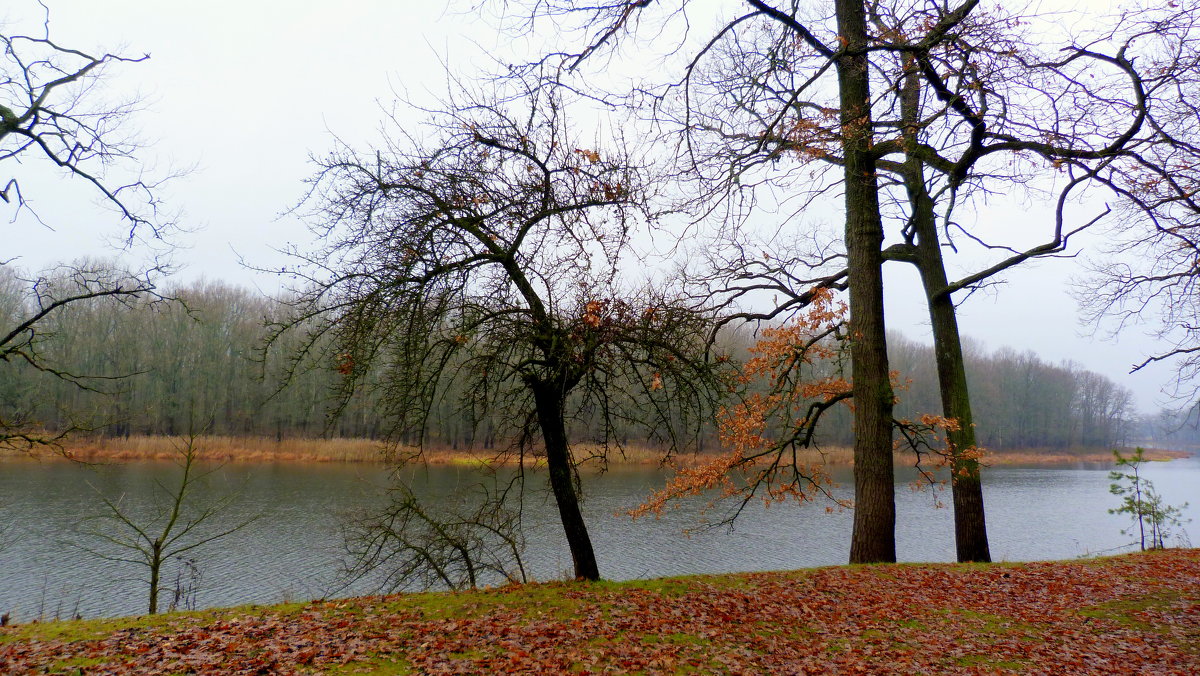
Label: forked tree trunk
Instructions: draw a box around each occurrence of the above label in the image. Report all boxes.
[836,0,897,564]
[532,384,600,581]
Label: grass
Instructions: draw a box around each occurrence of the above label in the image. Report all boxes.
[0,601,312,645]
[2,549,1195,674]
[1079,590,1185,631]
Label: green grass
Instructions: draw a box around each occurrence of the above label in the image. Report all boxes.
[1080,590,1184,632]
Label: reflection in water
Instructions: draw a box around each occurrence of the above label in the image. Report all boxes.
[0,456,1194,619]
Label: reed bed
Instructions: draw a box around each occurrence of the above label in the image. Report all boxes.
[54,435,390,463]
[4,434,1188,466]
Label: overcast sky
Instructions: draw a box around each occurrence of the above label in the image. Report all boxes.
[3,0,1178,414]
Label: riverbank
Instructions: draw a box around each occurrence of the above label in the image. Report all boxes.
[1,549,1196,673]
[4,434,1190,466]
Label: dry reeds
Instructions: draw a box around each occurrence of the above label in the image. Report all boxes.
[8,435,1191,467]
[56,435,390,463]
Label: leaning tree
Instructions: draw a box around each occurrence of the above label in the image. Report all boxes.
[486,0,907,563]
[275,82,728,581]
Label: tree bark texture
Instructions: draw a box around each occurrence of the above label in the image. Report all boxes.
[149,544,162,614]
[836,0,897,564]
[532,384,601,581]
[915,236,993,562]
[899,55,992,563]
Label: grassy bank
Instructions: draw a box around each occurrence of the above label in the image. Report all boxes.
[7,434,1190,466]
[1,549,1196,674]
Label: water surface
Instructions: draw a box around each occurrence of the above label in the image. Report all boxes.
[0,455,1194,619]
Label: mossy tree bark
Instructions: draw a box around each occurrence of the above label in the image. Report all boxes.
[897,57,991,563]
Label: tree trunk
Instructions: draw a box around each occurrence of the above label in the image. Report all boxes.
[921,272,992,562]
[532,384,600,581]
[899,54,992,563]
[149,544,162,614]
[921,273,992,561]
[836,0,897,564]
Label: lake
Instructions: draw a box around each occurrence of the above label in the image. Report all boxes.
[0,455,1195,619]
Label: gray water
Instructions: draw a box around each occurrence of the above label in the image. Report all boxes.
[0,455,1195,619]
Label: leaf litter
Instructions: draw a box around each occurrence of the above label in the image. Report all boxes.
[1,549,1196,674]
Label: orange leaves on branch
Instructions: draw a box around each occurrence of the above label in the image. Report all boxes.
[574,148,601,164]
[895,413,989,484]
[582,299,605,328]
[894,413,958,453]
[577,297,656,337]
[796,376,851,404]
[951,444,987,478]
[780,114,838,162]
[730,286,849,447]
[336,352,354,376]
[718,395,772,458]
[920,413,960,433]
[600,181,625,200]
[740,287,846,385]
[630,446,748,518]
[588,180,626,200]
[635,287,849,517]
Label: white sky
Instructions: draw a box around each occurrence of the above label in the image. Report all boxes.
[1,0,1178,413]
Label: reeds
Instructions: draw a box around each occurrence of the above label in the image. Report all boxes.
[6,434,1189,466]
[57,435,390,463]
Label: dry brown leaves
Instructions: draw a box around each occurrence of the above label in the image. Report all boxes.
[2,549,1197,674]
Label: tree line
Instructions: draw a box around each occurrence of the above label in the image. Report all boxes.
[888,337,1134,451]
[0,270,1132,451]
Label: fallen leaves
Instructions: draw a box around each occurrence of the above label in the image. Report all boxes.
[2,549,1198,674]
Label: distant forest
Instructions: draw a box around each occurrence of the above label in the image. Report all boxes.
[0,275,1140,452]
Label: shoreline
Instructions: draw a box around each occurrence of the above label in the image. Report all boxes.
[1,434,1190,467]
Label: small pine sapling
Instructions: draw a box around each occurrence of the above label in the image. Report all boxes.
[1109,448,1190,551]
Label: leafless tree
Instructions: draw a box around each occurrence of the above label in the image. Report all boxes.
[0,262,159,451]
[1071,6,1200,409]
[340,479,528,592]
[0,4,165,234]
[76,431,256,614]
[273,79,730,581]
[0,5,171,450]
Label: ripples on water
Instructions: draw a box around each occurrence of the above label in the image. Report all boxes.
[0,456,1195,619]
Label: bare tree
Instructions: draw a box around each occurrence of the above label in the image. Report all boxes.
[0,5,164,233]
[340,479,527,592]
[1074,6,1200,407]
[76,431,256,614]
[274,80,729,581]
[0,4,170,450]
